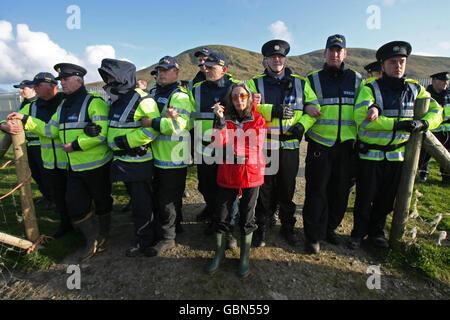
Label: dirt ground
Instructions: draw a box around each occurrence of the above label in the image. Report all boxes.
[1,141,449,300]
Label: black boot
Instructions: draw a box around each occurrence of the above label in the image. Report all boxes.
[252,229,266,247]
[280,225,301,246]
[145,239,176,257]
[52,211,73,239]
[74,213,99,263]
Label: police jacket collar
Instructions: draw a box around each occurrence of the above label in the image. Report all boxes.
[324,62,345,78]
[381,72,406,91]
[205,74,231,88]
[64,85,87,104]
[156,81,179,96]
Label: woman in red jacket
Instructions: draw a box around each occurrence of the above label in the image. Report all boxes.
[206,82,266,278]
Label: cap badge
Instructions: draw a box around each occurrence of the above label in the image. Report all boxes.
[57,68,61,73]
[219,60,225,66]
[335,37,343,43]
[393,46,400,52]
[274,45,280,51]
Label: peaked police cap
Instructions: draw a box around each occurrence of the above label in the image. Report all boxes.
[54,63,87,80]
[364,61,382,73]
[376,41,412,62]
[430,72,449,81]
[261,39,290,57]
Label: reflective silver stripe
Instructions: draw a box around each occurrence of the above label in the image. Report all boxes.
[30,102,37,117]
[307,99,320,106]
[360,151,384,159]
[49,119,59,127]
[91,115,108,122]
[315,119,355,126]
[191,112,215,120]
[108,120,141,128]
[355,100,372,110]
[173,107,191,116]
[195,83,202,111]
[429,109,441,114]
[360,120,370,129]
[142,128,158,140]
[386,152,404,161]
[119,92,140,122]
[307,130,334,146]
[61,122,88,129]
[27,140,40,146]
[171,118,180,134]
[78,95,91,122]
[370,81,384,110]
[41,143,63,149]
[115,151,153,162]
[312,72,323,105]
[257,77,265,104]
[154,159,190,167]
[43,161,68,168]
[359,130,409,140]
[160,88,181,115]
[355,72,362,93]
[322,97,354,105]
[71,153,113,171]
[156,135,185,142]
[188,80,194,92]
[383,109,414,118]
[407,82,419,100]
[45,124,53,138]
[292,78,304,110]
[281,140,300,148]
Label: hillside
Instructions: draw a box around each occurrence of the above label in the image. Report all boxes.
[89,45,450,87]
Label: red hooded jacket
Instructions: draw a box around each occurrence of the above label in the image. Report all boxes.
[213,101,266,189]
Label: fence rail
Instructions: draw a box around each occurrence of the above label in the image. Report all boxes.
[0,78,434,117]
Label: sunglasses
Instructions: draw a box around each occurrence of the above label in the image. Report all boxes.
[232,93,248,102]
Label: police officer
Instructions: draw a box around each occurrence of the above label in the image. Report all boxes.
[302,34,362,254]
[418,71,450,183]
[364,61,383,80]
[188,47,211,91]
[189,51,239,233]
[98,58,160,257]
[2,80,53,209]
[141,56,191,256]
[350,41,443,249]
[247,39,320,247]
[10,63,114,262]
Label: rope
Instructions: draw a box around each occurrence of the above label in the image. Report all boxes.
[0,172,31,201]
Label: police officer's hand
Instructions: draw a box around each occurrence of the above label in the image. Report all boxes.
[287,123,305,142]
[83,122,102,137]
[166,107,179,119]
[1,120,23,135]
[140,117,153,128]
[114,135,130,150]
[395,120,429,133]
[366,106,379,122]
[62,142,74,153]
[6,112,24,121]
[304,105,322,118]
[272,104,294,119]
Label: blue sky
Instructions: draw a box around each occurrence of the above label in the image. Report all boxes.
[1,0,449,89]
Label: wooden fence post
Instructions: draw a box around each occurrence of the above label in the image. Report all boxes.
[422,131,450,174]
[10,119,39,242]
[0,133,12,159]
[389,98,429,250]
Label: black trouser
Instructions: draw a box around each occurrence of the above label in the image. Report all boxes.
[302,140,356,243]
[27,145,52,202]
[418,131,450,179]
[43,168,69,225]
[214,186,259,235]
[352,159,403,239]
[66,162,113,222]
[197,163,218,219]
[125,179,157,247]
[153,167,187,241]
[255,148,299,231]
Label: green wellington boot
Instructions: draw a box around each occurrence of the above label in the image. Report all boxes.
[206,233,226,274]
[238,232,253,278]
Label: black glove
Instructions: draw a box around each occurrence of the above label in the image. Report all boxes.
[83,122,102,137]
[287,123,305,142]
[114,135,130,150]
[395,120,428,133]
[272,104,294,119]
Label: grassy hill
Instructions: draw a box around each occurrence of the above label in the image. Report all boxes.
[88,45,450,87]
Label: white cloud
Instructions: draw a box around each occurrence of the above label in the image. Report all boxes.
[0,20,118,85]
[268,20,293,43]
[382,0,408,6]
[438,41,450,51]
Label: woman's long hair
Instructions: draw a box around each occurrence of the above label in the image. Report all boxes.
[223,82,254,121]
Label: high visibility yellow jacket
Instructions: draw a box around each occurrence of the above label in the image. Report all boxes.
[354,78,443,161]
[189,74,239,159]
[305,64,362,147]
[247,71,320,150]
[426,85,450,133]
[107,88,160,163]
[151,84,191,169]
[24,87,112,171]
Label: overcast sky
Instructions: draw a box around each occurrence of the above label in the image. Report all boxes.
[1,0,449,90]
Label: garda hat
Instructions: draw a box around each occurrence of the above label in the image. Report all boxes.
[204,51,228,67]
[261,39,290,57]
[13,80,34,88]
[364,61,382,73]
[30,72,58,85]
[156,56,180,70]
[376,41,412,62]
[150,69,158,76]
[54,63,87,80]
[194,47,211,57]
[430,72,449,81]
[326,34,346,49]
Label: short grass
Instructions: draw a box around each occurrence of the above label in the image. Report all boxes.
[0,142,448,285]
